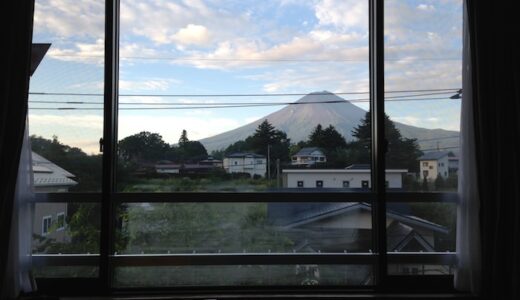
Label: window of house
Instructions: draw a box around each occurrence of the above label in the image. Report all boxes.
[362,180,370,189]
[29,0,461,294]
[56,212,66,231]
[42,215,52,236]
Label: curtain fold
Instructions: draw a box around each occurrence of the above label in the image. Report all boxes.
[3,122,36,298]
[465,1,520,299]
[0,1,36,298]
[454,1,481,293]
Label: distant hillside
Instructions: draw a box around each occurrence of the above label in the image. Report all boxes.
[200,92,459,152]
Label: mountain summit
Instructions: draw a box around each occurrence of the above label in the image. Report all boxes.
[199,92,459,152]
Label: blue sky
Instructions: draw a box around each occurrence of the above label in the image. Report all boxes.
[29,0,462,154]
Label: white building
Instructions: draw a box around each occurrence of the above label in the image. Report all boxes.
[291,147,326,166]
[223,152,267,178]
[419,151,459,181]
[283,166,407,189]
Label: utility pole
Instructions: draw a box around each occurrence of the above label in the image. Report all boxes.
[276,158,280,188]
[267,144,270,180]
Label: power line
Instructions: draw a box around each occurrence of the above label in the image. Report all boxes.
[28,96,461,111]
[421,146,460,151]
[416,135,459,143]
[28,90,459,106]
[28,88,460,98]
[49,53,462,62]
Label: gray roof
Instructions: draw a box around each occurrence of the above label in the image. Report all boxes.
[419,151,454,161]
[225,152,265,159]
[345,164,371,170]
[32,152,77,187]
[268,202,448,234]
[294,147,324,156]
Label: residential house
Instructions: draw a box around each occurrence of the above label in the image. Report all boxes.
[283,165,407,189]
[419,151,459,181]
[223,152,266,178]
[32,152,77,244]
[291,147,326,166]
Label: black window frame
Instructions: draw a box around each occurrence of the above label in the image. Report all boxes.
[30,0,460,296]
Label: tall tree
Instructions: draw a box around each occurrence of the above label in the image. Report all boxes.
[247,120,291,162]
[179,129,189,145]
[119,131,169,163]
[351,112,422,172]
[175,130,208,163]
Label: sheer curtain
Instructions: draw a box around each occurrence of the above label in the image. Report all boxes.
[2,121,36,299]
[454,0,481,294]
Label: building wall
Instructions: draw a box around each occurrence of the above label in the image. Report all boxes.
[223,157,266,177]
[33,202,68,243]
[420,156,450,181]
[284,171,404,189]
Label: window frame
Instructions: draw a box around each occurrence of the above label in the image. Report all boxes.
[31,0,460,296]
[41,215,52,236]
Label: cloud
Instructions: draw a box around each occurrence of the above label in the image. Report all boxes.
[315,0,368,32]
[119,79,180,92]
[33,0,104,39]
[172,24,211,46]
[417,4,436,11]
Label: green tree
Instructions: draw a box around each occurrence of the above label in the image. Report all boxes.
[434,174,446,190]
[175,130,208,162]
[178,129,189,145]
[351,112,422,172]
[119,131,169,163]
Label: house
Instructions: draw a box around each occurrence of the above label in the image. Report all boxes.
[267,202,451,279]
[419,151,459,181]
[223,152,267,178]
[282,166,408,189]
[32,152,77,244]
[291,147,326,166]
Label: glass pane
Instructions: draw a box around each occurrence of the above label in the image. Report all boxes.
[33,203,100,254]
[386,202,456,252]
[117,0,371,192]
[33,266,99,278]
[114,265,373,287]
[388,264,454,276]
[29,0,105,192]
[383,0,462,192]
[115,202,373,254]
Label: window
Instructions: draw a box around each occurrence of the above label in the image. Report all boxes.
[29,0,461,294]
[56,212,65,231]
[42,215,52,236]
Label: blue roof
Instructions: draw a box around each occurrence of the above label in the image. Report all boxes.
[225,152,265,158]
[419,151,454,160]
[294,147,324,156]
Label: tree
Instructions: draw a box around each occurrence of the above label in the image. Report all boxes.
[175,130,208,163]
[119,131,169,163]
[179,129,189,145]
[308,124,347,150]
[434,174,446,190]
[351,112,422,172]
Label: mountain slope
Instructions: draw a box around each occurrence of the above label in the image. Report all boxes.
[199,92,459,152]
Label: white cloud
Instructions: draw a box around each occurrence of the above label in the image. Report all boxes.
[119,79,180,92]
[172,24,211,46]
[417,4,436,11]
[314,0,368,32]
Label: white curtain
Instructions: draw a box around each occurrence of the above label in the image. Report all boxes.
[2,119,35,299]
[454,0,481,294]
